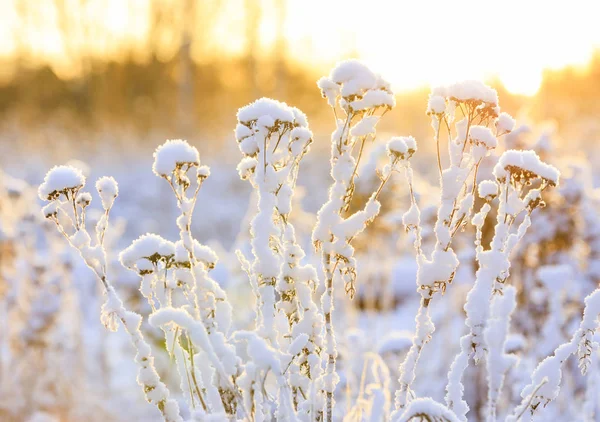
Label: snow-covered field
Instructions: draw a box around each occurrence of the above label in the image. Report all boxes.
[2,60,600,422]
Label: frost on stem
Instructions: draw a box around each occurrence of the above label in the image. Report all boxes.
[38,166,182,422]
[235,97,325,419]
[505,271,600,420]
[484,286,518,421]
[442,149,557,422]
[313,60,404,421]
[464,149,559,359]
[234,97,313,343]
[395,81,504,412]
[147,139,240,415]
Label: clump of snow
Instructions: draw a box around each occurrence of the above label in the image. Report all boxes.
[494,149,560,186]
[173,239,218,268]
[469,126,497,149]
[75,191,92,208]
[397,397,460,422]
[478,180,498,200]
[402,204,420,230]
[351,89,396,111]
[442,80,498,106]
[291,106,308,127]
[152,139,200,177]
[197,165,210,179]
[387,136,417,160]
[427,94,446,114]
[317,76,341,107]
[38,165,85,200]
[350,116,380,137]
[496,112,516,133]
[237,157,257,180]
[237,97,295,125]
[235,123,253,142]
[42,201,59,218]
[95,176,118,209]
[329,59,377,98]
[319,59,395,112]
[119,233,176,268]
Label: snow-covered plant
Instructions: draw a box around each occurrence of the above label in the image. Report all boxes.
[393,81,508,413]
[386,83,600,422]
[234,97,326,420]
[0,171,119,421]
[38,166,182,421]
[38,62,600,422]
[314,60,412,421]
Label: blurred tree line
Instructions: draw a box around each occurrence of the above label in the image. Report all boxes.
[0,0,328,141]
[0,0,599,148]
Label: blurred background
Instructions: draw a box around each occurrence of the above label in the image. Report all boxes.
[1,0,600,154]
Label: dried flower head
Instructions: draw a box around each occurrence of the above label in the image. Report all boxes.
[95,176,119,210]
[478,180,499,201]
[119,233,176,268]
[38,165,85,201]
[75,192,92,208]
[152,139,200,178]
[493,150,560,187]
[387,136,417,161]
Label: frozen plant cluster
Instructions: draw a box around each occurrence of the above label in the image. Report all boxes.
[37,61,600,422]
[0,170,142,422]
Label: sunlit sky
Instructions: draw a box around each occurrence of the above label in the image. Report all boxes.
[1,0,600,95]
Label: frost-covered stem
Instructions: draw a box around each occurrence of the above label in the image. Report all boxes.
[465,182,518,362]
[317,139,392,420]
[174,178,201,291]
[458,106,475,167]
[322,250,336,422]
[582,344,598,421]
[442,201,491,421]
[51,223,182,421]
[404,164,423,255]
[466,179,538,365]
[395,89,503,412]
[484,286,517,421]
[510,378,549,422]
[507,288,600,420]
[68,190,80,230]
[98,207,111,246]
[288,242,324,420]
[273,144,310,332]
[162,177,215,411]
[150,308,242,411]
[108,289,183,421]
[473,203,491,255]
[393,299,434,413]
[275,161,324,417]
[434,115,443,179]
[172,171,244,416]
[445,335,472,421]
[251,130,283,346]
[373,158,399,199]
[313,123,358,420]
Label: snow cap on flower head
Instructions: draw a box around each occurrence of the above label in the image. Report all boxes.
[38,165,85,201]
[153,139,200,177]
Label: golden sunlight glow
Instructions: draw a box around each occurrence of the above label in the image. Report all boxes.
[285,0,600,96]
[1,0,600,95]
